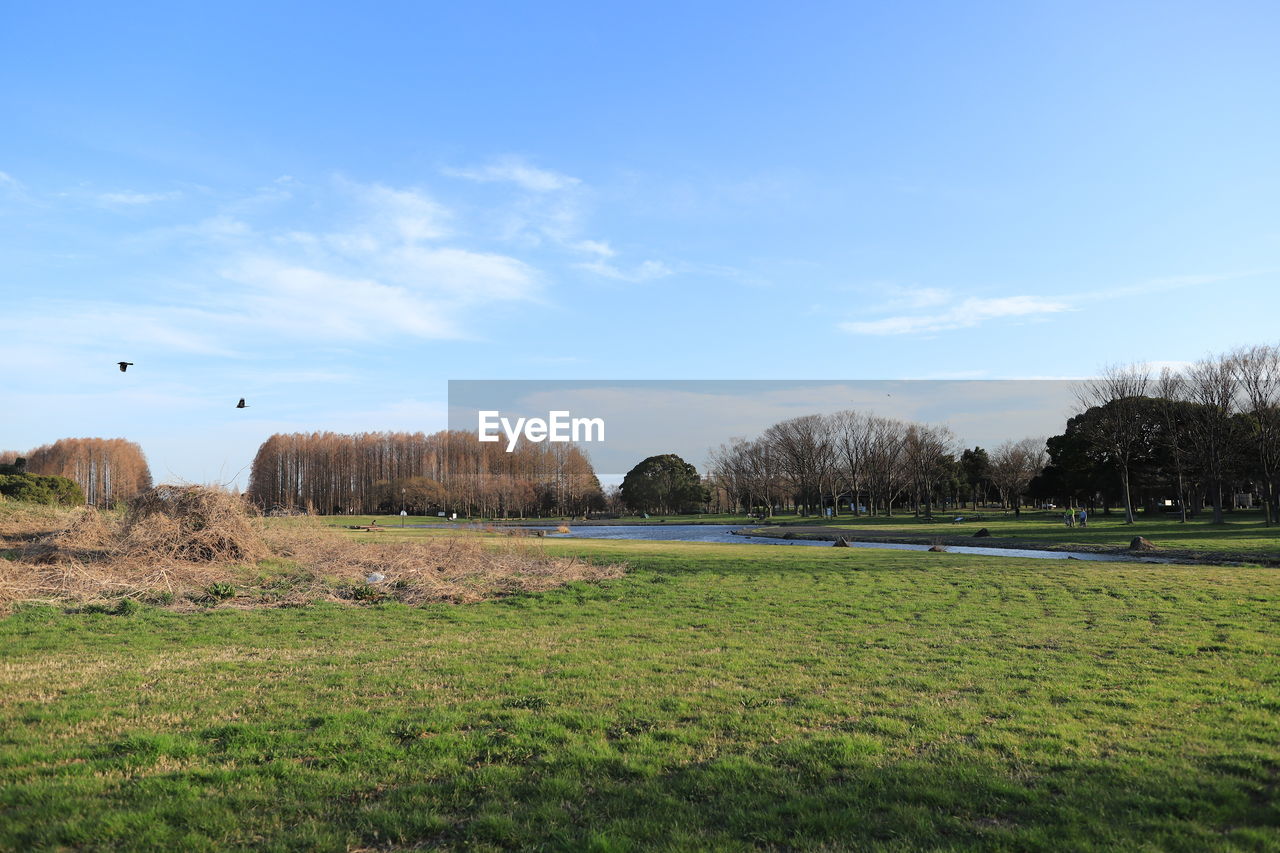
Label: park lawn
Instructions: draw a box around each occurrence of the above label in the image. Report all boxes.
[1,538,1278,851]
[781,510,1280,557]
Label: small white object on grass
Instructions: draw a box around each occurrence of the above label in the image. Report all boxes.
[366,572,386,584]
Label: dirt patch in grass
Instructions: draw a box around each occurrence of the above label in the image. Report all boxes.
[0,487,624,612]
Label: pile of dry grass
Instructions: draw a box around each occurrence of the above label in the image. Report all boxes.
[0,485,624,612]
[119,485,268,563]
[264,520,622,606]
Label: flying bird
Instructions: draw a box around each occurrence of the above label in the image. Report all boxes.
[118,362,133,372]
[236,398,248,409]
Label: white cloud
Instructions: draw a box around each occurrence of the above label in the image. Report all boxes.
[573,239,615,257]
[841,295,1071,336]
[443,156,580,192]
[97,190,182,206]
[343,179,451,242]
[222,258,461,340]
[575,258,673,283]
[189,178,541,341]
[12,304,238,359]
[875,285,953,310]
[838,271,1268,339]
[382,245,538,303]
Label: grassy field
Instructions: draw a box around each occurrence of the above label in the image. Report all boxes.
[2,534,1278,851]
[768,510,1280,557]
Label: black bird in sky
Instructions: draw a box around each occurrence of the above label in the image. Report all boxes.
[236,398,248,409]
[118,362,133,372]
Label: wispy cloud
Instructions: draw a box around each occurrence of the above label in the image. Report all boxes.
[7,176,543,356]
[341,179,452,241]
[873,285,952,310]
[221,258,463,340]
[443,157,672,284]
[1091,272,1265,301]
[839,271,1270,338]
[201,178,539,341]
[575,258,672,283]
[841,294,1071,336]
[97,190,182,206]
[443,156,580,192]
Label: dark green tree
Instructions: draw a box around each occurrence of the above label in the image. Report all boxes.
[959,447,990,508]
[620,454,709,514]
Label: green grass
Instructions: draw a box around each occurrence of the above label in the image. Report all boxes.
[794,510,1280,557]
[2,538,1278,850]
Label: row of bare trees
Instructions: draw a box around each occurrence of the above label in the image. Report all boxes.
[246,430,603,517]
[1074,344,1280,525]
[20,438,153,507]
[707,411,1045,518]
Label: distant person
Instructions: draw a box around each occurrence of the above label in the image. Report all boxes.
[1078,508,1087,528]
[1064,511,1074,528]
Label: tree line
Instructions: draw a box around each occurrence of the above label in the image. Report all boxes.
[246,430,604,517]
[1040,344,1280,525]
[703,342,1280,525]
[2,438,152,507]
[705,411,1044,519]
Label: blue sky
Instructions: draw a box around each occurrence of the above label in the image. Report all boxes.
[2,1,1278,484]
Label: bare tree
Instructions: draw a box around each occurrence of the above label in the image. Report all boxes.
[246,430,602,517]
[989,438,1047,517]
[1181,355,1239,524]
[707,439,749,515]
[1231,344,1280,525]
[763,415,835,516]
[831,410,872,516]
[1154,367,1194,523]
[865,416,909,517]
[1075,364,1152,524]
[25,437,152,507]
[903,423,957,519]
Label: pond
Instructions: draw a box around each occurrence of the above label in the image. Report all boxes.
[518,524,1152,562]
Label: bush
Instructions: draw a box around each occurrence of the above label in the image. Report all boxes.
[0,474,85,506]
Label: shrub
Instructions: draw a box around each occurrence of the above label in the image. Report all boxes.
[0,474,85,506]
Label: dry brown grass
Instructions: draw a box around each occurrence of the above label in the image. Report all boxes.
[0,486,624,612]
[0,500,82,544]
[264,521,621,605]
